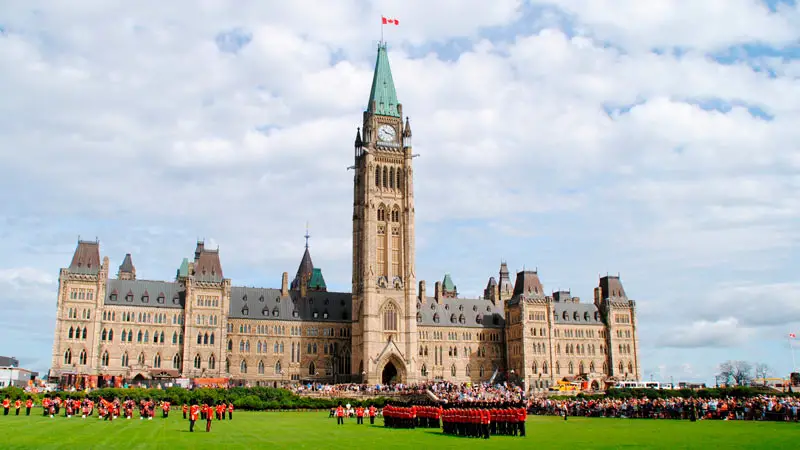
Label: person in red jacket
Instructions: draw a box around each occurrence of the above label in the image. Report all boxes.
[182,403,188,420]
[25,398,33,416]
[4,395,13,416]
[14,399,21,416]
[356,406,364,424]
[206,402,214,432]
[336,403,345,425]
[189,402,200,432]
[227,402,234,420]
[517,405,527,437]
[368,405,376,425]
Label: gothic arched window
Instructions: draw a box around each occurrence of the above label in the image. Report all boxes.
[101,351,109,366]
[64,349,72,365]
[375,165,381,187]
[383,303,397,331]
[209,354,216,370]
[382,166,388,188]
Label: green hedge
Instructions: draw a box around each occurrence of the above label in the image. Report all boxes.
[0,386,393,411]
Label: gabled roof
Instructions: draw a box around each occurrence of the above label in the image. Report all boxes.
[105,279,184,309]
[367,43,400,118]
[416,296,505,329]
[512,270,544,297]
[69,240,101,274]
[228,287,351,322]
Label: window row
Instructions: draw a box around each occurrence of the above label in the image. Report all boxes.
[67,326,88,340]
[69,288,95,301]
[195,314,219,326]
[196,295,220,308]
[115,329,183,345]
[554,328,601,339]
[196,332,216,346]
[374,165,403,190]
[66,307,91,320]
[420,364,491,378]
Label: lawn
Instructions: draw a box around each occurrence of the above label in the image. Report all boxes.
[0,409,796,449]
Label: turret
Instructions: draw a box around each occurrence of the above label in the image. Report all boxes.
[118,253,136,280]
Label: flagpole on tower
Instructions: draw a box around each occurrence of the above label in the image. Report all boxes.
[790,333,797,371]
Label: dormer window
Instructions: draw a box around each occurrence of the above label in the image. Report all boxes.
[573,312,579,321]
[584,312,590,321]
[313,310,319,319]
[459,314,466,324]
[486,306,491,312]
[262,307,268,317]
[458,305,464,311]
[473,305,477,312]
[272,308,279,317]
[563,311,569,320]
[416,312,422,323]
[444,304,449,310]
[475,315,483,324]
[242,294,248,302]
[433,313,440,323]
[594,312,600,321]
[172,295,180,304]
[430,304,435,310]
[450,314,456,323]
[292,310,299,318]
[142,295,149,303]
[259,295,264,302]
[157,293,165,304]
[322,310,328,319]
[242,306,249,315]
[126,294,133,302]
[110,293,117,301]
[324,298,329,305]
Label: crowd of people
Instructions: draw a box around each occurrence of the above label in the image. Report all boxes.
[529,395,800,422]
[424,381,525,403]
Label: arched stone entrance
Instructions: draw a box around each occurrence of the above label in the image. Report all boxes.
[382,361,398,384]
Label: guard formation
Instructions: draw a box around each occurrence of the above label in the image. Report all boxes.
[380,402,527,439]
[1,393,235,434]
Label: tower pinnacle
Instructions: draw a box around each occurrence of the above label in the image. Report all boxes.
[366,42,400,118]
[305,222,311,249]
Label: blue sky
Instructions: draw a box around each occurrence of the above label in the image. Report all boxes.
[1,0,799,384]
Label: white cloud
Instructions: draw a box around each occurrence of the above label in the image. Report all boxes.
[0,1,799,379]
[659,317,754,349]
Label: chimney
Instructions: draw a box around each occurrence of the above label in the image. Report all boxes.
[434,281,441,303]
[418,280,426,303]
[281,272,289,297]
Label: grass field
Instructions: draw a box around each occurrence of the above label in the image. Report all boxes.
[0,409,797,449]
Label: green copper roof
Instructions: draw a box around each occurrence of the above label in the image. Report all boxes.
[308,268,327,290]
[177,258,189,278]
[367,43,400,117]
[442,273,456,292]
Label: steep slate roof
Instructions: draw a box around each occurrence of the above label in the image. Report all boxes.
[552,302,604,326]
[105,279,185,309]
[177,258,189,278]
[599,275,627,299]
[69,241,101,274]
[308,268,327,290]
[416,297,505,329]
[195,250,223,282]
[228,287,351,322]
[442,274,456,292]
[512,270,545,297]
[291,248,314,289]
[119,253,134,273]
[367,43,400,117]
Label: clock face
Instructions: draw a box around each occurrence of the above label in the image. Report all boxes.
[377,125,396,142]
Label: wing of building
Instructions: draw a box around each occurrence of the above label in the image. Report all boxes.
[49,42,641,392]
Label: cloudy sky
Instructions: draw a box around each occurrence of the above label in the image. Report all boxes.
[1,0,799,384]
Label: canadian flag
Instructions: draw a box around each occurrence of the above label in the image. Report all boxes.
[382,17,399,25]
[790,333,797,339]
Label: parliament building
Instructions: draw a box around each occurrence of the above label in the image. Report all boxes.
[49,43,641,392]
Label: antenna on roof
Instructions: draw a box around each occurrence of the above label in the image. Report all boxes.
[78,234,81,242]
[305,222,311,249]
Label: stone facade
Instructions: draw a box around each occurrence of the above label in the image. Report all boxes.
[48,42,641,391]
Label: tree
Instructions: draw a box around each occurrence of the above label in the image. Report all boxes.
[754,363,771,385]
[717,360,753,386]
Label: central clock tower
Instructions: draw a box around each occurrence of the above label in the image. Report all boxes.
[350,42,418,384]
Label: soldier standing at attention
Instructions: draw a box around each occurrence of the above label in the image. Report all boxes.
[227,402,234,420]
[356,406,364,424]
[189,402,200,432]
[25,397,33,416]
[14,398,21,416]
[182,403,188,420]
[336,403,345,425]
[368,405,376,425]
[206,403,214,432]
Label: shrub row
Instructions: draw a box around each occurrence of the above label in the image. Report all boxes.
[0,386,393,411]
[564,386,793,401]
